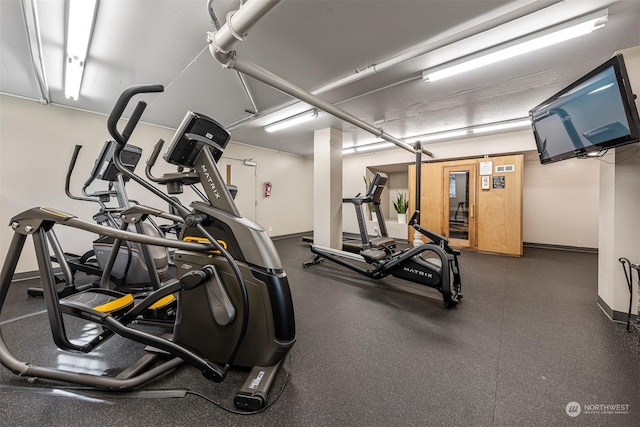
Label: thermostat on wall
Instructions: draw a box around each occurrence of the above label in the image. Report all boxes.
[481,176,490,190]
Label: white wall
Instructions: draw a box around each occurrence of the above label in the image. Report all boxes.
[0,95,313,273]
[221,141,313,237]
[386,171,409,221]
[523,154,600,248]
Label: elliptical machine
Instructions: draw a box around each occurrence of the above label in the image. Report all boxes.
[0,85,295,410]
[28,141,173,299]
[304,142,462,308]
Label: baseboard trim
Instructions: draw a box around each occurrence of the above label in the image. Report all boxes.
[300,231,409,245]
[12,270,42,282]
[272,231,313,241]
[524,242,598,254]
[597,295,639,324]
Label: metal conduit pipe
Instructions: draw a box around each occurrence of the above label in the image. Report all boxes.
[214,50,431,157]
[208,0,259,122]
[209,0,282,54]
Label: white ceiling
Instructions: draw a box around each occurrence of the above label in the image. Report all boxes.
[2,0,640,157]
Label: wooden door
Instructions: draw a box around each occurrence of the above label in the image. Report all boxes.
[443,164,477,248]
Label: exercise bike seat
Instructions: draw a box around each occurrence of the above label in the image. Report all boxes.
[370,236,395,248]
[361,248,389,264]
[60,289,135,318]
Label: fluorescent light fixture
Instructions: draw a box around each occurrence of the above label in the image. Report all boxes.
[355,142,394,152]
[421,130,468,142]
[64,0,98,100]
[64,57,84,99]
[471,119,531,134]
[423,9,608,83]
[264,110,318,133]
[342,117,532,155]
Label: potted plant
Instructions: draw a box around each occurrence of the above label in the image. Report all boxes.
[393,191,408,223]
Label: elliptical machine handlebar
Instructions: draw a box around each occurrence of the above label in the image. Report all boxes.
[65,144,107,206]
[107,84,164,146]
[66,145,92,202]
[145,139,165,183]
[104,85,191,217]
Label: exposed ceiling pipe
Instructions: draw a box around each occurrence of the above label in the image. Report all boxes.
[21,0,49,104]
[208,0,282,53]
[208,0,258,126]
[224,54,427,156]
[208,0,429,156]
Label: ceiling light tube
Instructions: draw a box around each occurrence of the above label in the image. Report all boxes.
[64,0,98,100]
[423,9,608,83]
[64,57,84,100]
[264,110,318,133]
[421,130,469,142]
[342,117,534,155]
[355,142,394,152]
[471,119,531,134]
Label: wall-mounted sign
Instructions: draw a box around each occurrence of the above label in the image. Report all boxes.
[493,175,505,189]
[480,161,493,176]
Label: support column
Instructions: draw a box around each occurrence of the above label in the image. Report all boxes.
[597,148,640,321]
[597,45,640,322]
[313,128,342,248]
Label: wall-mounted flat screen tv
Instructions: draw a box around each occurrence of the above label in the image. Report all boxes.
[529,54,640,164]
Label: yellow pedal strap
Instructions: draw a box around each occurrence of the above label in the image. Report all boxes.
[94,293,134,313]
[149,294,176,310]
[183,236,227,254]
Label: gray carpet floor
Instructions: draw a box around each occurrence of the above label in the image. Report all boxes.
[0,238,638,426]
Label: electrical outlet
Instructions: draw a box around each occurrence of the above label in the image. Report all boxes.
[269,226,273,232]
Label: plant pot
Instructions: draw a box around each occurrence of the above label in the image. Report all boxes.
[397,213,407,224]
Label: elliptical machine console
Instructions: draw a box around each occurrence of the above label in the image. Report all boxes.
[164,110,229,167]
[91,140,142,182]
